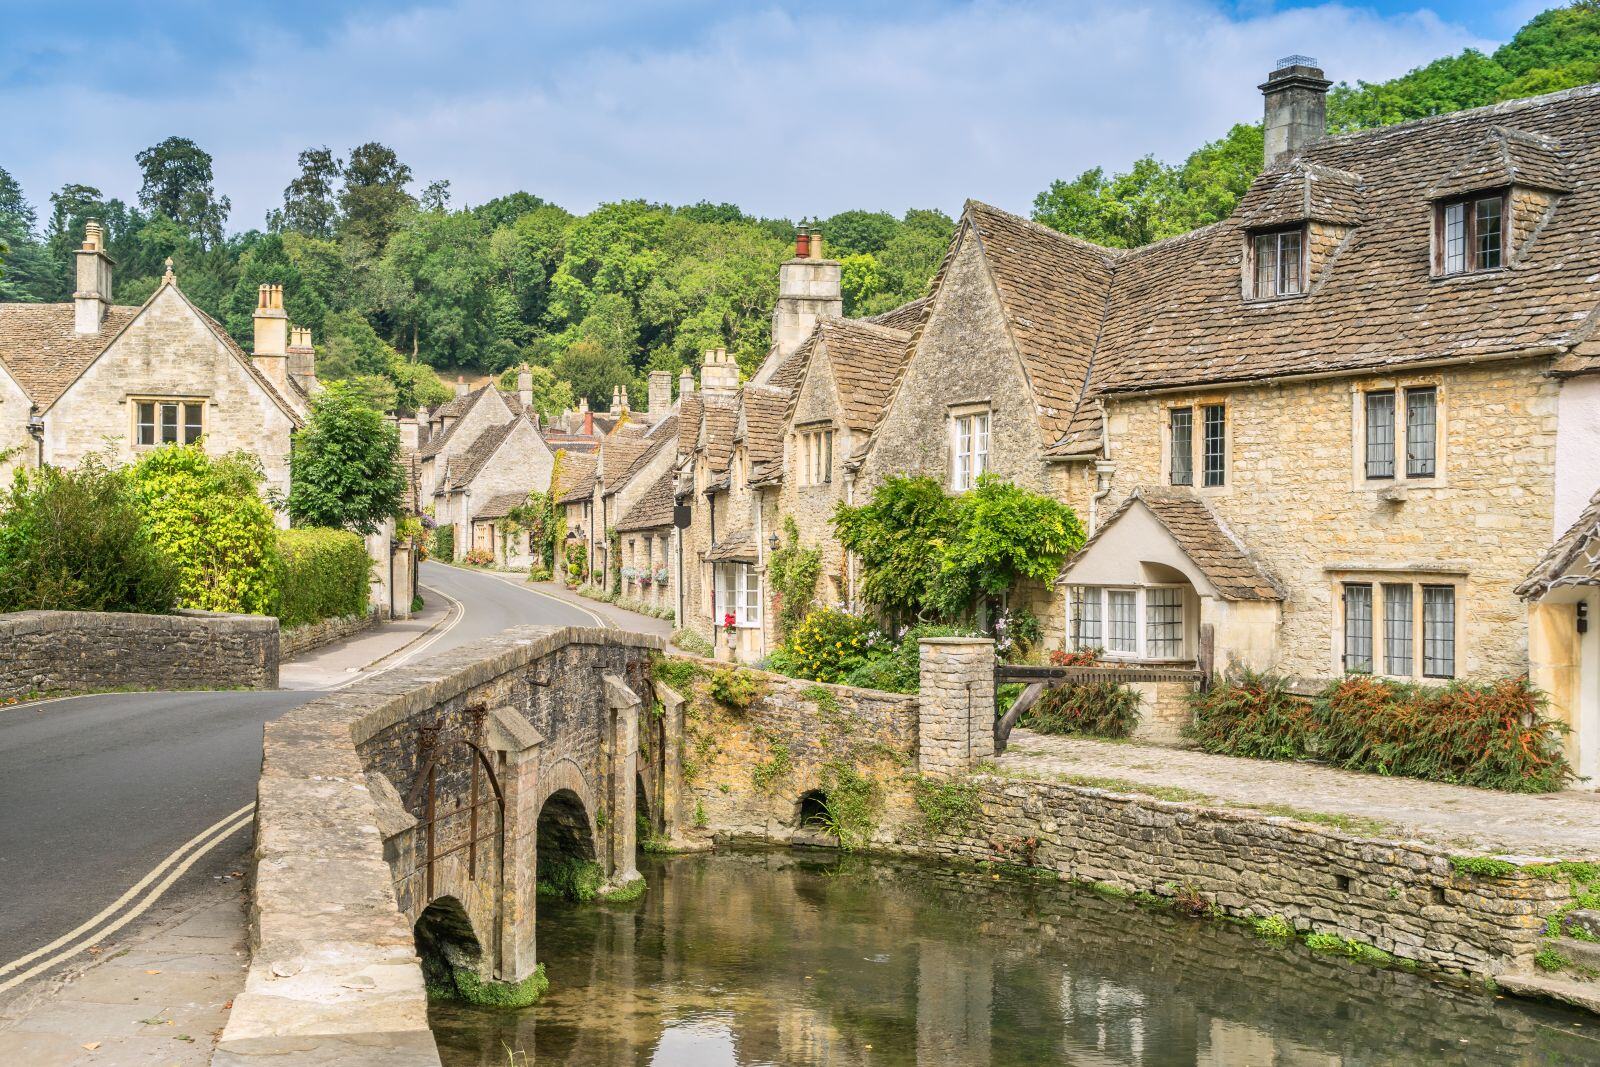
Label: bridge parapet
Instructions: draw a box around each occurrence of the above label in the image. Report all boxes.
[216,624,663,1067]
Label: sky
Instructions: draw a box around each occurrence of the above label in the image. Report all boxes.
[0,0,1551,231]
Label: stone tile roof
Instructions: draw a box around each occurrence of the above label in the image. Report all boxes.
[421,386,493,458]
[615,471,676,532]
[765,343,810,391]
[705,529,757,563]
[1235,160,1365,229]
[605,416,677,498]
[598,436,650,497]
[676,393,703,459]
[1517,487,1600,599]
[401,449,421,512]
[473,491,531,521]
[1061,487,1284,601]
[0,303,142,406]
[866,295,933,333]
[737,387,788,472]
[1087,84,1600,401]
[554,452,597,504]
[431,389,477,420]
[813,318,914,434]
[445,421,514,491]
[699,394,739,473]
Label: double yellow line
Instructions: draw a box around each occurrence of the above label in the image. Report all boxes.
[0,802,255,993]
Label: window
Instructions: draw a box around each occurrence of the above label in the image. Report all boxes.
[1341,579,1456,680]
[1437,194,1504,275]
[951,410,990,491]
[714,563,762,628]
[1252,229,1305,298]
[1405,388,1436,478]
[801,429,834,486]
[1202,404,1226,487]
[1343,583,1373,673]
[1382,583,1413,676]
[1169,408,1193,487]
[135,400,204,446]
[1422,585,1455,678]
[1364,391,1395,479]
[1070,586,1187,660]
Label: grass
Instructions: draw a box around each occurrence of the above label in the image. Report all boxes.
[1242,804,1398,838]
[1252,914,1294,941]
[1449,855,1520,879]
[599,875,647,903]
[452,965,549,1009]
[912,776,983,837]
[1535,946,1571,972]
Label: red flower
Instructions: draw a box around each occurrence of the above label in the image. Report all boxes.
[723,613,737,629]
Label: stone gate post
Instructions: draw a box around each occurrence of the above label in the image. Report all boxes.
[917,637,995,778]
[486,706,544,983]
[602,673,642,886]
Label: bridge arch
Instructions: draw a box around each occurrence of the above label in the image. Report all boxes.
[413,894,488,995]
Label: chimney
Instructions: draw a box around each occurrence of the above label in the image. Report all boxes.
[1261,55,1331,166]
[517,363,534,412]
[396,415,420,451]
[609,385,622,415]
[647,369,672,416]
[619,385,631,414]
[287,326,317,391]
[679,366,695,398]
[252,284,289,391]
[73,220,115,335]
[455,375,469,397]
[794,227,810,259]
[764,225,842,373]
[700,347,739,395]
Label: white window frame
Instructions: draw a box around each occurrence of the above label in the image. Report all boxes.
[715,562,761,628]
[1353,381,1446,489]
[133,397,205,447]
[949,407,991,492]
[799,427,834,487]
[1068,584,1189,661]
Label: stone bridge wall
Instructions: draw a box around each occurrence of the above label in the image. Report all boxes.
[216,625,661,1067]
[0,608,278,700]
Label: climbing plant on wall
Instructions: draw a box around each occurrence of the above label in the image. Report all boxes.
[767,516,822,639]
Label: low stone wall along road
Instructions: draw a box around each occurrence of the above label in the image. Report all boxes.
[0,562,601,1003]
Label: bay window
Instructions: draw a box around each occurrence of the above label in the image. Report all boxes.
[1069,585,1189,660]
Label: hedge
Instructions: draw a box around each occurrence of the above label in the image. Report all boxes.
[1187,671,1573,793]
[275,528,371,629]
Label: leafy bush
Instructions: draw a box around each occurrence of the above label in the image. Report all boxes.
[526,563,552,582]
[833,475,958,624]
[1023,681,1142,739]
[275,528,370,628]
[0,455,180,614]
[671,628,714,656]
[563,537,588,581]
[130,445,279,615]
[928,476,1086,619]
[287,381,405,534]
[707,666,763,709]
[839,623,974,693]
[1188,672,1573,792]
[461,549,494,567]
[768,516,821,638]
[433,525,454,561]
[767,608,886,684]
[994,605,1042,661]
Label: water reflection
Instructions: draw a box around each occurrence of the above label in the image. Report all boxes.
[430,850,1600,1066]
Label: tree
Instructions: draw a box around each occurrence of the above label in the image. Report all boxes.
[420,179,451,213]
[820,209,899,257]
[832,475,959,624]
[555,339,633,409]
[135,136,231,248]
[0,455,180,613]
[339,142,415,251]
[496,363,574,419]
[927,476,1085,618]
[288,381,406,534]
[0,166,53,301]
[274,146,343,237]
[222,233,329,347]
[376,209,496,367]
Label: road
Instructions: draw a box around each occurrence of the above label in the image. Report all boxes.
[0,562,600,987]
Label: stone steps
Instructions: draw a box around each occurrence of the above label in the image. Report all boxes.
[1551,937,1600,973]
[1563,909,1600,941]
[1496,971,1600,1015]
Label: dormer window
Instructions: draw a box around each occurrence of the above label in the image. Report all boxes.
[1249,228,1304,298]
[1436,194,1504,275]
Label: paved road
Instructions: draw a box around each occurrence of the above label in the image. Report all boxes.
[0,563,599,977]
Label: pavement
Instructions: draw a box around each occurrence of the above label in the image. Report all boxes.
[0,561,600,1064]
[998,729,1600,857]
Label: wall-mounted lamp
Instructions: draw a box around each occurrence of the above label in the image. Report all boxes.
[768,533,780,552]
[1579,601,1589,635]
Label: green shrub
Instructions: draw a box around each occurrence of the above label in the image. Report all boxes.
[670,628,713,656]
[433,525,454,560]
[1023,681,1142,739]
[769,609,886,684]
[708,666,763,709]
[820,760,881,850]
[275,528,370,628]
[912,776,982,836]
[526,563,552,582]
[1188,671,1573,793]
[461,548,494,566]
[538,858,604,902]
[768,517,821,638]
[838,623,974,693]
[0,454,180,614]
[130,445,279,615]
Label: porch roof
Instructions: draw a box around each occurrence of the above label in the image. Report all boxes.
[1517,487,1600,599]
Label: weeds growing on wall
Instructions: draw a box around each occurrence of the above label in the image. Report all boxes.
[750,742,792,792]
[1188,671,1573,792]
[820,760,880,850]
[707,665,763,710]
[912,776,983,837]
[767,516,821,640]
[537,858,604,902]
[1022,681,1142,739]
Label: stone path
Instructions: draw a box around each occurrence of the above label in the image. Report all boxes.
[997,730,1600,859]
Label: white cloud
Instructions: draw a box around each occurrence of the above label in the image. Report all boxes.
[3,1,1492,228]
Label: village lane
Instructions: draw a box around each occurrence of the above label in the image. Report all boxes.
[0,562,602,990]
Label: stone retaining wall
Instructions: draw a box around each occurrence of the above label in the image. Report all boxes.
[0,609,278,699]
[279,609,378,659]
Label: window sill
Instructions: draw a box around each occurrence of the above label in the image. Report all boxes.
[1429,265,1509,284]
[1242,291,1309,305]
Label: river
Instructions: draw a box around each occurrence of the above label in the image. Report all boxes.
[430,850,1600,1065]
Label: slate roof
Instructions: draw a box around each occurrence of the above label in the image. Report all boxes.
[1517,487,1600,599]
[705,529,757,563]
[0,304,141,406]
[1235,160,1365,229]
[615,471,676,532]
[474,491,531,521]
[1060,487,1284,601]
[554,452,598,504]
[445,421,514,491]
[698,394,739,473]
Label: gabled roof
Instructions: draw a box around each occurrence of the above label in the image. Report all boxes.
[422,385,496,459]
[737,387,787,472]
[1426,126,1571,200]
[809,318,914,435]
[1517,487,1600,599]
[865,295,933,333]
[676,393,703,459]
[0,303,140,406]
[554,451,598,504]
[1236,160,1365,229]
[1060,487,1284,602]
[473,491,531,521]
[445,421,515,491]
[605,415,678,497]
[615,471,676,532]
[698,394,739,473]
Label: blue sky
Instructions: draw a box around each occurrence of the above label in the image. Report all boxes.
[1,1,1548,229]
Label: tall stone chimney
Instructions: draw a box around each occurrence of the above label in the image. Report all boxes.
[287,326,317,391]
[647,370,672,416]
[74,220,115,335]
[252,284,289,391]
[396,416,421,451]
[1261,55,1331,166]
[455,375,469,397]
[678,366,695,399]
[517,364,534,412]
[609,385,622,415]
[700,347,739,395]
[766,226,842,371]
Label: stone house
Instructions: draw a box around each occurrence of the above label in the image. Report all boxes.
[674,352,743,653]
[1047,66,1600,775]
[441,414,553,561]
[0,225,308,501]
[614,471,677,614]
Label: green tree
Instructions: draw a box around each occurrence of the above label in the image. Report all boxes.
[339,142,415,252]
[0,455,180,613]
[135,136,231,248]
[272,146,343,238]
[820,209,899,256]
[222,233,330,347]
[833,475,960,624]
[376,209,496,368]
[0,166,53,301]
[288,381,406,534]
[496,363,575,419]
[555,339,633,409]
[928,476,1085,618]
[839,253,885,316]
[130,446,279,614]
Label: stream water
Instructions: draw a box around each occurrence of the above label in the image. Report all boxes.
[429,850,1600,1066]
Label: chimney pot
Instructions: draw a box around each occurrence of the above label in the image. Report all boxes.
[808,232,824,260]
[1261,57,1330,165]
[795,229,810,258]
[456,375,469,397]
